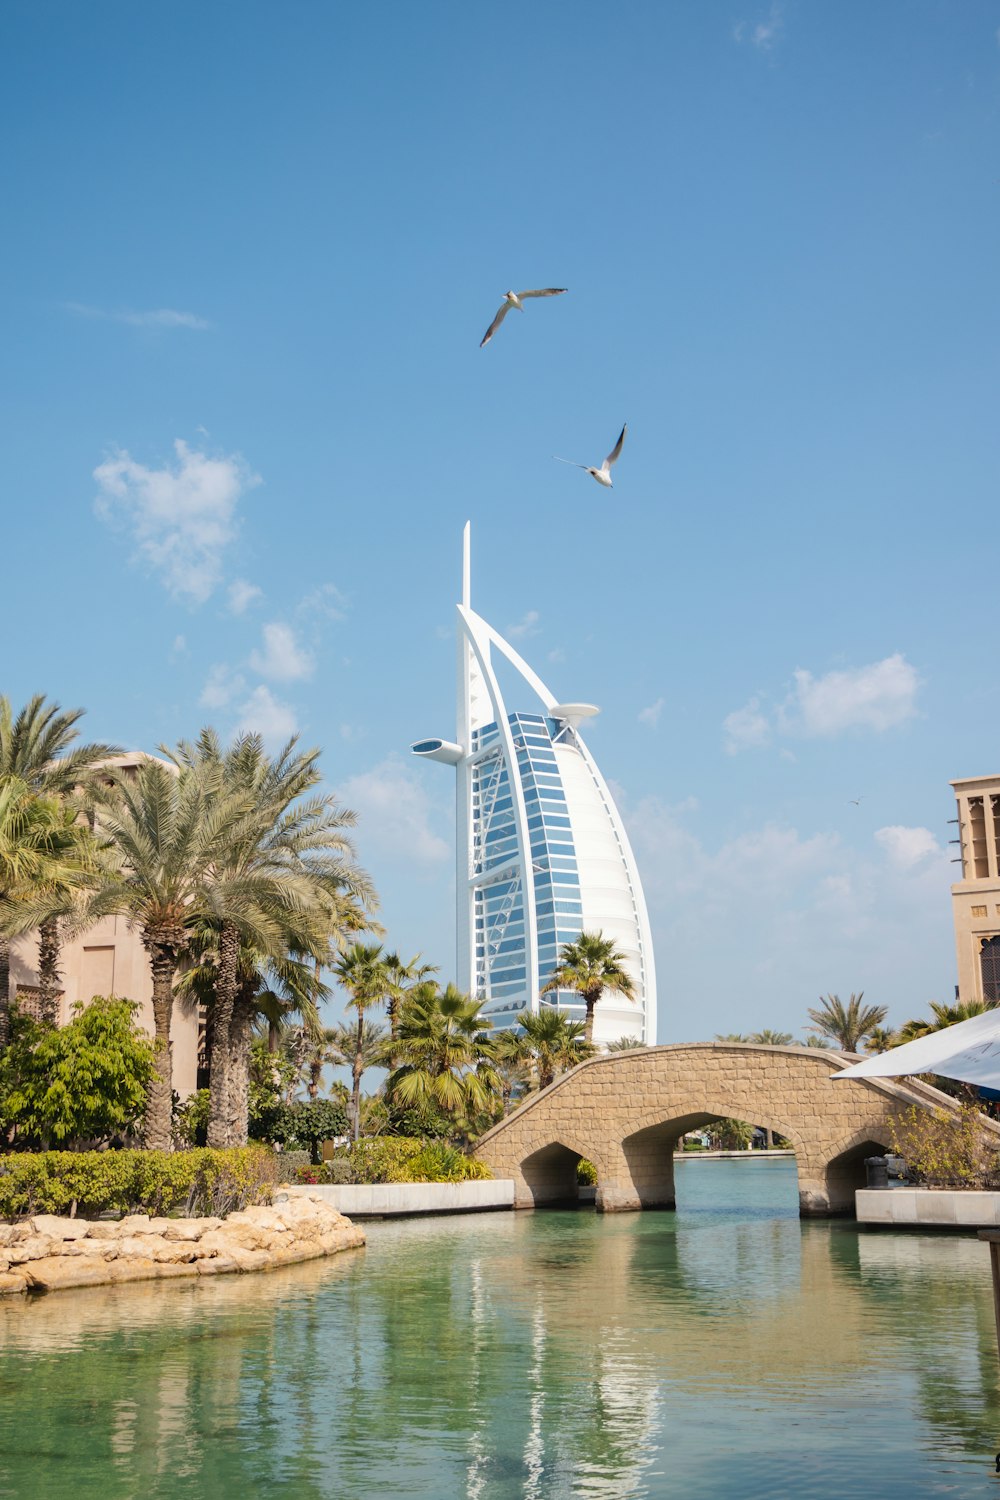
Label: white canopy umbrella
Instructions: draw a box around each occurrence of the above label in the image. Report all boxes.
[833,1007,1000,1091]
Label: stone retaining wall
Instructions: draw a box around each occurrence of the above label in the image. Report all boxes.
[283,1180,514,1217]
[0,1193,364,1297]
[857,1188,1000,1228]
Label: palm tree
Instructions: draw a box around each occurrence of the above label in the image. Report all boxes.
[327,1017,385,1110]
[806,992,888,1053]
[542,931,635,1045]
[0,778,94,1047]
[864,1025,897,1054]
[491,1028,533,1114]
[715,1033,751,1043]
[386,983,498,1122]
[749,1029,794,1046]
[383,951,438,1038]
[606,1035,645,1052]
[167,730,376,1148]
[897,999,997,1044]
[336,942,393,1141]
[0,695,119,1022]
[0,695,119,794]
[300,1026,342,1098]
[517,1007,592,1090]
[83,758,248,1150]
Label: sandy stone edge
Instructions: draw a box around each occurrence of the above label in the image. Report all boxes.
[0,1198,365,1298]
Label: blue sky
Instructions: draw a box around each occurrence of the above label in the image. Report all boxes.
[2,2,998,1042]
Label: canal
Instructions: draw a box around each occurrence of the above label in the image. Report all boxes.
[0,1157,997,1498]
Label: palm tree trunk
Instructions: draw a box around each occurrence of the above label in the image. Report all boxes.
[351,1013,364,1143]
[38,915,61,1025]
[143,944,176,1152]
[224,984,254,1148]
[0,936,10,1051]
[207,921,239,1149]
[267,1020,279,1055]
[584,990,600,1045]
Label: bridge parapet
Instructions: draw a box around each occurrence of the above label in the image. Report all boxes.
[474,1043,976,1217]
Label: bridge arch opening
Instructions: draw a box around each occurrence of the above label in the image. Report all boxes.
[620,1112,802,1213]
[823,1137,890,1215]
[520,1141,585,1208]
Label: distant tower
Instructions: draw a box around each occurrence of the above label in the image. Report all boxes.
[411,523,657,1046]
[950,774,1000,1005]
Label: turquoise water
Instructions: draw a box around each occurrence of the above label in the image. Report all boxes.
[0,1158,998,1498]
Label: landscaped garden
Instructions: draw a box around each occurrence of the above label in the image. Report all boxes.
[0,693,650,1226]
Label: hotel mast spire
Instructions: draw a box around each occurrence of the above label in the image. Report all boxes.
[411,524,657,1045]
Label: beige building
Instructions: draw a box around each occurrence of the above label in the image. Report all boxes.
[8,752,200,1097]
[950,774,1000,1006]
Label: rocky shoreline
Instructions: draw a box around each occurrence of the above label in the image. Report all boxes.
[0,1192,365,1296]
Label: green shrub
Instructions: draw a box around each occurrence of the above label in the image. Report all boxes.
[0,998,153,1149]
[274,1149,312,1182]
[704,1118,755,1151]
[395,1142,492,1183]
[0,1145,277,1221]
[251,1099,349,1161]
[576,1158,598,1185]
[315,1156,354,1185]
[174,1088,210,1147]
[293,1137,493,1186]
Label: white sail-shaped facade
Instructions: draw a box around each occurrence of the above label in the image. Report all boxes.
[411,524,656,1047]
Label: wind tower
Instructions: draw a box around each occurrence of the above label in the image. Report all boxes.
[411,523,657,1046]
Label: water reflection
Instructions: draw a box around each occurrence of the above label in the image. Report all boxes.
[0,1163,997,1498]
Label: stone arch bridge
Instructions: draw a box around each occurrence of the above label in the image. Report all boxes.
[474,1042,970,1216]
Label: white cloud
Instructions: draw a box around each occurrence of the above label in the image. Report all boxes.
[299,583,348,622]
[228,579,263,615]
[723,695,771,753]
[547,647,566,665]
[507,610,540,641]
[200,664,245,710]
[638,697,665,730]
[874,825,945,871]
[94,438,259,604]
[724,654,921,752]
[169,634,187,661]
[339,754,450,865]
[734,3,784,50]
[67,302,210,330]
[234,685,298,747]
[620,793,954,1039]
[249,622,313,682]
[783,653,920,737]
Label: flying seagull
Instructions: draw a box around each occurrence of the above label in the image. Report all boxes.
[479,288,567,348]
[553,423,627,488]
[847,797,863,806]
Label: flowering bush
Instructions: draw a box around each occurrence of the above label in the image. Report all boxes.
[888,1103,1000,1189]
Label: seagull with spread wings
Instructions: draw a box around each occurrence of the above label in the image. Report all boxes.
[479,287,567,348]
[553,423,627,488]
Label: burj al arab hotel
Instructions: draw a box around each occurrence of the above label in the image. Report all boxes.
[411,525,657,1047]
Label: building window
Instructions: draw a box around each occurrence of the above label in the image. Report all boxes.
[982,937,1000,1004]
[969,798,990,879]
[972,905,988,918]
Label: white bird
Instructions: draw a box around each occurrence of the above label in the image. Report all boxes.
[553,423,627,488]
[479,288,567,348]
[847,797,863,806]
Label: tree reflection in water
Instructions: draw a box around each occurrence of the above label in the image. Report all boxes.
[0,1162,997,1498]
